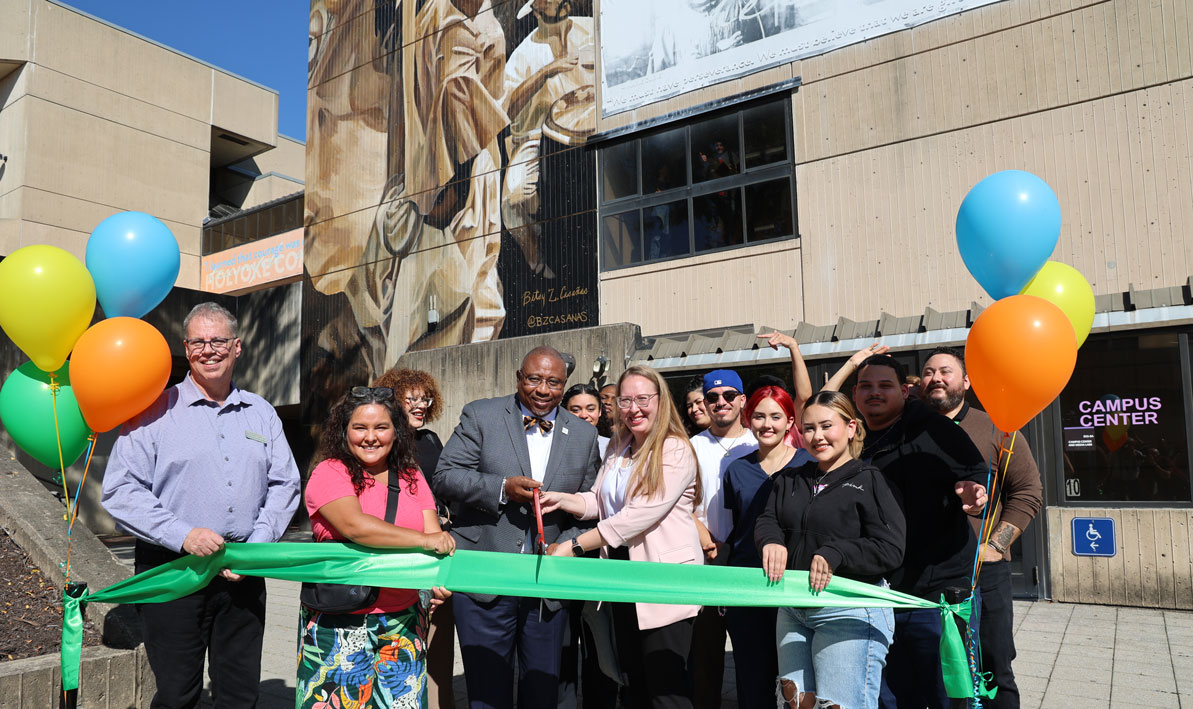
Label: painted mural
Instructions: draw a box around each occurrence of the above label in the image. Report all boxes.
[304,0,599,421]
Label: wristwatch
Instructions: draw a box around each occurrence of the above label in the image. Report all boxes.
[570,537,584,558]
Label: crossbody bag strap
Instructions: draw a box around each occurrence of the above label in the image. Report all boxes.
[384,469,401,523]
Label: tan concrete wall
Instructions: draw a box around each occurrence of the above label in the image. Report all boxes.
[600,238,804,336]
[1046,506,1193,610]
[0,0,33,63]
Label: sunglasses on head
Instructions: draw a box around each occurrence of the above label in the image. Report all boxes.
[704,390,741,405]
[349,386,394,401]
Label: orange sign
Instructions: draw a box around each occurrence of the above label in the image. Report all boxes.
[201,228,303,294]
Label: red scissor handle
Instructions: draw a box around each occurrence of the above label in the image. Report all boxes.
[533,488,546,553]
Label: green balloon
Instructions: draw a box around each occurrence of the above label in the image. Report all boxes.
[0,361,92,469]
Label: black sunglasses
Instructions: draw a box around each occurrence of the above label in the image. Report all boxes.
[349,386,394,401]
[704,390,741,405]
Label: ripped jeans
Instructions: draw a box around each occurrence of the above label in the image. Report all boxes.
[776,605,894,708]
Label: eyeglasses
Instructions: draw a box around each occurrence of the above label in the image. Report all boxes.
[520,374,565,391]
[704,390,741,405]
[404,395,433,407]
[616,393,659,409]
[184,337,234,353]
[349,386,394,401]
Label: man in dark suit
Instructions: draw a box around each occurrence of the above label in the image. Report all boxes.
[433,346,601,709]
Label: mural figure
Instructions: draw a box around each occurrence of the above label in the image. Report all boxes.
[502,0,596,280]
[304,0,599,417]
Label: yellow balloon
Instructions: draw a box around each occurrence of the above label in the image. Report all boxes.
[0,245,96,372]
[1019,261,1095,347]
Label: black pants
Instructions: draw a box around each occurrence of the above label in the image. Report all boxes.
[135,542,266,709]
[881,587,981,709]
[723,606,778,708]
[453,593,568,709]
[558,599,620,709]
[689,606,725,709]
[979,562,1019,708]
[613,602,695,709]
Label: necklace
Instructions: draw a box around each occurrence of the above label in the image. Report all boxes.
[812,467,833,496]
[862,414,903,456]
[710,430,744,458]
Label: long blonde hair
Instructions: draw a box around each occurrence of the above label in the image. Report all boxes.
[802,390,866,459]
[611,365,700,505]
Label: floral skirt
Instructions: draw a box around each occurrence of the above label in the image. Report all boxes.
[296,603,429,709]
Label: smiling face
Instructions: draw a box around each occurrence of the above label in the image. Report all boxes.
[185,315,242,395]
[516,353,567,416]
[685,390,711,429]
[346,403,395,474]
[749,397,793,448]
[802,404,857,470]
[705,385,744,431]
[920,353,969,416]
[400,387,431,429]
[853,364,908,430]
[619,374,659,444]
[566,393,602,427]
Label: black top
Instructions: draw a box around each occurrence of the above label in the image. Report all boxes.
[861,398,987,599]
[415,428,444,480]
[754,458,905,585]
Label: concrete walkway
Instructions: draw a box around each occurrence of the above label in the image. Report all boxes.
[107,543,1192,707]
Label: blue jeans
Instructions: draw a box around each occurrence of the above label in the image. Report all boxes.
[776,605,894,709]
[880,588,982,709]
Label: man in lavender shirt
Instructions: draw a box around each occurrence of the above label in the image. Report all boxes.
[102,302,300,708]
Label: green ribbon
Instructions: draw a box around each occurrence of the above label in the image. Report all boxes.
[61,543,975,696]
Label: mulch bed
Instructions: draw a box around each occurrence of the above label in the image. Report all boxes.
[0,528,101,661]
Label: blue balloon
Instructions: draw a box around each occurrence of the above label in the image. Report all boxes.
[956,170,1061,300]
[86,212,180,318]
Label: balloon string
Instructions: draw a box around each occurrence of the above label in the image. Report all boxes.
[48,373,71,503]
[68,435,97,533]
[972,430,1015,589]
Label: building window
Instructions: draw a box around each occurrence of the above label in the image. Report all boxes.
[1057,331,1192,504]
[598,97,795,270]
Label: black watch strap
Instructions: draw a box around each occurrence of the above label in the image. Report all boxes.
[570,537,584,557]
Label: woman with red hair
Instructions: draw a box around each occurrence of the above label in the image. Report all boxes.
[721,385,813,706]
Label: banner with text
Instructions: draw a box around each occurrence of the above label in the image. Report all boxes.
[201,228,303,294]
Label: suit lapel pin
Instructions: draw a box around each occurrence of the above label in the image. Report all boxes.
[561,427,568,435]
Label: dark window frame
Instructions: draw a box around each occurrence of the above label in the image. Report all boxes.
[598,96,797,271]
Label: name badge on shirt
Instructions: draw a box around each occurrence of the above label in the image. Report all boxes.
[245,430,267,444]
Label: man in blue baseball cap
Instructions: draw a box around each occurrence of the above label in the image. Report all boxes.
[688,368,757,706]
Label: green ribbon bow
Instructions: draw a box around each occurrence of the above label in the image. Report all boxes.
[61,543,978,697]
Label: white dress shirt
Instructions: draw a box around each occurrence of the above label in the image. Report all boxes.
[520,402,557,484]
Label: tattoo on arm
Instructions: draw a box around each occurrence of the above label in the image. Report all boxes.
[990,522,1020,551]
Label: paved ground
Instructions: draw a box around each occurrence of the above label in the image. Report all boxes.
[109,542,1193,707]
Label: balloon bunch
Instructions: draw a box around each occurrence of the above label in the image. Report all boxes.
[956,170,1093,433]
[956,171,1094,704]
[0,212,179,579]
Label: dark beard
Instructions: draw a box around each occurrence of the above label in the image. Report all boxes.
[924,387,965,414]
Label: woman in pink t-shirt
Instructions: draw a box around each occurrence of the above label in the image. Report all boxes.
[297,386,455,709]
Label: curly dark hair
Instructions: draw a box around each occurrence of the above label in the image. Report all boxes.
[372,368,444,424]
[317,388,421,495]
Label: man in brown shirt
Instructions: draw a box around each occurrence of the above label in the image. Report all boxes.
[921,346,1043,709]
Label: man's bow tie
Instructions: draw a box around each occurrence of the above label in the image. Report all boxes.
[523,415,553,434]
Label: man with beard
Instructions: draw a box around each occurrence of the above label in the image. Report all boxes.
[920,347,1042,709]
[836,354,988,709]
[688,369,756,707]
[433,346,601,709]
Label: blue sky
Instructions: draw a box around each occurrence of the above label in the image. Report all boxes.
[63,0,308,141]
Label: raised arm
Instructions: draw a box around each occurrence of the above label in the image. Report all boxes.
[823,342,890,392]
[758,331,813,411]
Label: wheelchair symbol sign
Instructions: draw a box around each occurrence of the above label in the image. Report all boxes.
[1072,517,1115,557]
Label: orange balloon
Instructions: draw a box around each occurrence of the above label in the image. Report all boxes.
[70,317,172,432]
[965,295,1077,432]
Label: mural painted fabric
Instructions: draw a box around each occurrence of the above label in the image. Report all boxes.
[297,604,430,709]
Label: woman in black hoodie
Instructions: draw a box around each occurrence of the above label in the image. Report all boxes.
[755,390,906,709]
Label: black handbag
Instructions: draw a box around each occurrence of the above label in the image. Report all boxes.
[299,470,401,613]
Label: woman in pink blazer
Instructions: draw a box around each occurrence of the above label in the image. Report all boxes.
[543,364,703,708]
